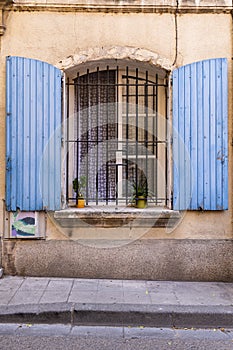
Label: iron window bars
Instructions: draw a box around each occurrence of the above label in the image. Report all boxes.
[65,66,168,207]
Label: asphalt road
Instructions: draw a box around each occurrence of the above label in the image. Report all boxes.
[0,324,232,350]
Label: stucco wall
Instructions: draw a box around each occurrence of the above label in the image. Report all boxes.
[1,12,232,66]
[0,8,232,244]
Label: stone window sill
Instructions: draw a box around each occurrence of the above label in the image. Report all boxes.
[54,206,181,228]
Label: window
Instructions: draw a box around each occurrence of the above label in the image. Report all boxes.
[65,65,168,207]
[6,56,228,212]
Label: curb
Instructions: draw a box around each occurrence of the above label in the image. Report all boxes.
[0,303,232,328]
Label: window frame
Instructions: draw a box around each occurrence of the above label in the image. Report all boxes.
[62,64,170,209]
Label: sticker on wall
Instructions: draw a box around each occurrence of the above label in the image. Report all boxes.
[4,209,46,239]
[11,211,37,237]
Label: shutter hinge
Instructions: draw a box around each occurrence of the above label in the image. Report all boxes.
[6,157,11,171]
[171,191,173,209]
[61,194,66,207]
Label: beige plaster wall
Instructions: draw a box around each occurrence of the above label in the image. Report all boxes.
[2,12,175,63]
[178,14,232,65]
[0,10,232,241]
[2,12,231,66]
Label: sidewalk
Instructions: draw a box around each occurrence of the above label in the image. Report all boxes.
[0,276,232,328]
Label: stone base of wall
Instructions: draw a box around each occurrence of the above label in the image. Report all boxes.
[2,239,233,282]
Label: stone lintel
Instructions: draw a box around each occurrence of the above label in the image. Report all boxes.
[58,46,172,72]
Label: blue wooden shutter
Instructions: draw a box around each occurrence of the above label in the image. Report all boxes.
[172,58,228,210]
[6,56,62,211]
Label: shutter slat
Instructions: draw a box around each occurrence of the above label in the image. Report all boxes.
[172,58,228,210]
[209,59,217,209]
[6,56,62,211]
[196,61,204,209]
[190,62,198,209]
[184,65,191,209]
[222,59,228,209]
[203,60,211,209]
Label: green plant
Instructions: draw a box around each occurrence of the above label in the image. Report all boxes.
[132,177,148,199]
[131,177,148,208]
[73,176,86,198]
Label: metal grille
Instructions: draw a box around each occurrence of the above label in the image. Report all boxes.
[65,66,168,207]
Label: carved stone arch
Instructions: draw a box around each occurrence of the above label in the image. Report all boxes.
[58,46,172,73]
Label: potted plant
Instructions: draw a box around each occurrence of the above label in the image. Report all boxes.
[132,177,148,209]
[72,176,86,208]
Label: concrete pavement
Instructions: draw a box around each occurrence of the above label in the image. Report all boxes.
[0,276,232,328]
